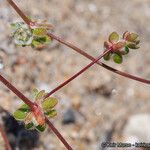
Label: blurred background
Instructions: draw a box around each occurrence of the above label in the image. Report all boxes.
[0,0,150,149]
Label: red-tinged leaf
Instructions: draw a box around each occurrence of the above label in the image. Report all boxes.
[109,32,119,43]
[113,42,125,51]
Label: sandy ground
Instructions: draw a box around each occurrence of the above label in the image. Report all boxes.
[0,0,150,150]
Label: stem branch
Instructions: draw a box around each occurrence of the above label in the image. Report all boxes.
[45,49,111,98]
[0,74,34,108]
[47,33,150,85]
[0,124,12,150]
[45,118,73,150]
[0,74,72,150]
[7,0,150,85]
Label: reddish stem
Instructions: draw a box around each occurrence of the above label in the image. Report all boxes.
[0,75,72,150]
[45,118,73,150]
[0,74,34,108]
[7,0,150,85]
[0,124,12,150]
[45,49,111,98]
[0,74,72,150]
[47,33,150,85]
[6,0,31,25]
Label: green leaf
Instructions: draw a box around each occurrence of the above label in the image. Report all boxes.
[31,35,51,48]
[31,40,43,48]
[34,36,47,43]
[103,52,111,61]
[10,23,17,29]
[33,28,47,36]
[36,124,46,132]
[113,53,123,64]
[127,42,140,49]
[44,36,51,43]
[45,109,57,118]
[109,32,119,43]
[127,33,138,42]
[13,109,28,121]
[32,88,39,98]
[35,90,45,101]
[120,46,129,55]
[124,46,129,54]
[25,122,34,130]
[42,97,58,111]
[19,104,30,112]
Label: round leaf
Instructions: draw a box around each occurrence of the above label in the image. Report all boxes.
[25,122,34,130]
[120,46,129,55]
[13,109,27,121]
[33,28,47,36]
[113,53,123,64]
[103,52,111,61]
[127,33,138,42]
[104,41,111,50]
[35,90,45,101]
[113,42,125,51]
[109,32,119,43]
[36,124,46,132]
[45,109,57,118]
[124,46,129,54]
[19,104,30,112]
[42,97,58,111]
[32,88,39,98]
[127,43,139,49]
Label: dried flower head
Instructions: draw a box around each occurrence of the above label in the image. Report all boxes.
[11,21,52,49]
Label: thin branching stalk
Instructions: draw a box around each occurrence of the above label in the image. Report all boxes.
[7,0,150,85]
[45,118,72,150]
[45,49,111,98]
[0,124,12,150]
[0,74,73,150]
[7,0,31,25]
[47,33,150,85]
[0,74,34,108]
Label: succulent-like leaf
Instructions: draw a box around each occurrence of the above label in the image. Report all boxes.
[123,31,130,39]
[42,97,58,111]
[10,23,17,29]
[45,109,57,118]
[113,53,123,64]
[127,43,139,49]
[109,32,119,43]
[120,46,130,55]
[35,90,45,101]
[124,46,129,54]
[103,52,111,61]
[32,88,39,97]
[113,42,125,51]
[135,39,140,45]
[31,36,51,48]
[25,122,34,130]
[19,104,30,112]
[36,124,46,132]
[13,109,28,121]
[31,40,43,48]
[33,28,47,36]
[126,33,138,42]
[104,41,111,50]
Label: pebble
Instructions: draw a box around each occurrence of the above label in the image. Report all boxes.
[123,114,150,142]
[62,109,76,124]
